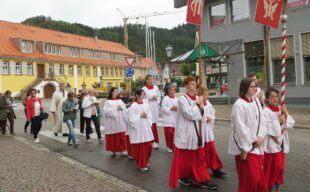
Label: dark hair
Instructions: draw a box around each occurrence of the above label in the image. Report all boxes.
[183,76,196,86]
[239,77,255,97]
[67,91,75,99]
[4,90,11,96]
[265,87,279,99]
[145,74,152,80]
[107,87,119,100]
[26,88,32,97]
[134,89,144,101]
[248,72,258,79]
[30,88,37,93]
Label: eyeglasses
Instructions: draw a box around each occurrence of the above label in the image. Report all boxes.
[250,85,257,88]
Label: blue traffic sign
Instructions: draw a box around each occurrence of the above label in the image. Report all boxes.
[125,67,135,77]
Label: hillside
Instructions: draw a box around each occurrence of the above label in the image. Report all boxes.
[22,16,196,64]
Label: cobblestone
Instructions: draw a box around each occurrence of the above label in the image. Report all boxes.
[0,136,145,192]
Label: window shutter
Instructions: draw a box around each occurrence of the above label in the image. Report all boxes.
[32,63,36,75]
[302,32,310,56]
[10,61,14,75]
[54,64,58,75]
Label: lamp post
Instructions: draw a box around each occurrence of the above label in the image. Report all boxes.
[165,45,173,81]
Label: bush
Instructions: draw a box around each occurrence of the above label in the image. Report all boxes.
[171,77,183,86]
[96,93,108,98]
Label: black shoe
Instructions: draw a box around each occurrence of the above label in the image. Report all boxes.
[200,180,217,190]
[74,143,79,148]
[111,153,116,158]
[80,131,84,134]
[24,127,27,133]
[54,133,58,136]
[63,133,69,137]
[178,178,192,186]
[213,169,226,178]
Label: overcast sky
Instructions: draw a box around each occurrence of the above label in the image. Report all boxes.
[0,0,187,29]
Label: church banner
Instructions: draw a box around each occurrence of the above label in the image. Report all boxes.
[255,0,283,28]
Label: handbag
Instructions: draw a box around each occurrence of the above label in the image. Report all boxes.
[39,111,49,121]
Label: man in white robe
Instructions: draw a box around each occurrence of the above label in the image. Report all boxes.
[50,83,68,136]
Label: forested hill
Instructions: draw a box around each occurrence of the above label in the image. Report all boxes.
[22,16,196,63]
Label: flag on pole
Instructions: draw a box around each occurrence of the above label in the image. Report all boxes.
[255,0,283,28]
[186,0,204,25]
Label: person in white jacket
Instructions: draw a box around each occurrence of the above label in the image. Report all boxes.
[82,89,103,144]
[228,77,267,192]
[128,89,154,171]
[161,85,178,152]
[142,74,161,149]
[169,76,217,190]
[263,87,295,192]
[198,87,225,178]
[103,87,128,157]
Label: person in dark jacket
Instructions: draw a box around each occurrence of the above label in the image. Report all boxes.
[78,92,87,133]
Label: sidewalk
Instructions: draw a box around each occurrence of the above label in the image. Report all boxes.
[0,136,145,192]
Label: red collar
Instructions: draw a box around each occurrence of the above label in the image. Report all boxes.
[168,94,175,99]
[136,100,143,104]
[267,104,280,112]
[145,84,154,90]
[111,98,117,100]
[240,96,253,103]
[203,101,207,106]
[186,93,196,101]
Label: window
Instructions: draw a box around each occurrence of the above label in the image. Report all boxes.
[59,65,64,75]
[115,68,119,77]
[302,32,310,83]
[110,67,114,77]
[105,67,109,77]
[119,68,123,76]
[70,47,79,57]
[1,62,9,74]
[15,62,21,74]
[68,65,73,76]
[305,57,310,83]
[27,63,33,75]
[244,40,264,81]
[111,53,117,61]
[107,82,113,91]
[77,65,82,76]
[85,66,90,76]
[210,3,226,27]
[271,36,295,84]
[48,64,54,74]
[231,0,249,22]
[21,40,33,53]
[93,66,97,77]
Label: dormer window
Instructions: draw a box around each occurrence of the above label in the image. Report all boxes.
[21,40,33,53]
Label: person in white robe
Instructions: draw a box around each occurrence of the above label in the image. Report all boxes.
[263,87,295,192]
[128,89,154,171]
[103,87,128,157]
[142,74,161,149]
[50,83,68,136]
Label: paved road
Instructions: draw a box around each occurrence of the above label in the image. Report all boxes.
[7,101,310,192]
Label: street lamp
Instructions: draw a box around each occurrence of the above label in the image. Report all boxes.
[81,82,87,91]
[165,45,173,81]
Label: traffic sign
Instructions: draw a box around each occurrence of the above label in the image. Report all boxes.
[125,67,135,77]
[125,56,135,66]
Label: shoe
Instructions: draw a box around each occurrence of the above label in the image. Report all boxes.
[74,143,79,148]
[200,180,217,190]
[86,139,92,143]
[68,141,73,145]
[120,151,128,157]
[34,138,40,143]
[54,133,58,136]
[98,138,104,144]
[128,156,135,160]
[10,132,15,136]
[80,131,84,134]
[111,153,116,158]
[167,149,173,153]
[139,167,149,171]
[62,133,69,137]
[24,127,27,133]
[213,169,226,178]
[178,178,192,186]
[152,142,159,149]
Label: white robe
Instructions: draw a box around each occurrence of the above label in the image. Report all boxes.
[161,96,178,128]
[201,100,216,143]
[228,98,266,155]
[103,99,127,135]
[50,90,67,133]
[174,95,203,150]
[263,107,295,154]
[142,85,161,123]
[128,102,154,144]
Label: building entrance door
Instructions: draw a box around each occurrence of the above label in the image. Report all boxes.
[37,64,45,79]
[43,84,55,99]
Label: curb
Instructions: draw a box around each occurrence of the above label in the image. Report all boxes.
[215,118,310,130]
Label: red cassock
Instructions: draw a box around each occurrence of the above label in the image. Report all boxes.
[105,132,127,152]
[151,123,159,143]
[126,135,133,157]
[204,141,223,171]
[164,127,175,150]
[264,152,285,189]
[131,141,152,168]
[235,154,267,192]
[169,147,211,189]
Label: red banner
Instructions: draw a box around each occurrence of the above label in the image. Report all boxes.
[255,0,283,29]
[186,0,204,25]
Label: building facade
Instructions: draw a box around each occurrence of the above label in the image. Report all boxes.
[174,0,310,104]
[0,20,148,98]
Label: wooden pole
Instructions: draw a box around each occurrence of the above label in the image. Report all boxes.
[262,26,270,90]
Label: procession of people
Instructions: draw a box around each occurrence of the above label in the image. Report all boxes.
[0,73,295,192]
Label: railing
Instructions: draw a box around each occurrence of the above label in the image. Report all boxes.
[44,73,66,83]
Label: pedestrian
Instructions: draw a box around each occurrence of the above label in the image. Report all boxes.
[50,83,68,136]
[169,76,217,190]
[26,88,44,143]
[22,89,31,133]
[263,87,295,192]
[163,78,170,96]
[142,74,161,149]
[78,91,87,134]
[228,77,267,192]
[198,87,226,178]
[0,94,9,135]
[82,88,104,144]
[248,72,265,104]
[128,89,154,171]
[103,87,128,157]
[3,90,16,135]
[62,92,79,148]
[161,85,178,152]
[125,96,135,160]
